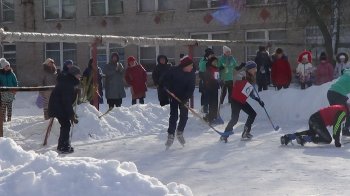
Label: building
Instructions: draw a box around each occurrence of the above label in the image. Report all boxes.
[0,0,349,86]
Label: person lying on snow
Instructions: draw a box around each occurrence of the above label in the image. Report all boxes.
[281,104,350,148]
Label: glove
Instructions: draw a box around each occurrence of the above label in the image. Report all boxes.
[70,115,79,125]
[182,99,189,107]
[258,99,264,107]
[335,140,341,148]
[236,62,245,70]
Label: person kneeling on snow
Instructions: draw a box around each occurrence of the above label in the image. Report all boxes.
[160,56,196,149]
[281,104,349,147]
[48,65,81,154]
[221,61,265,143]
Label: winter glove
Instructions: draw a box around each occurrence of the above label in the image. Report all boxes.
[235,62,246,71]
[335,140,341,148]
[70,115,79,125]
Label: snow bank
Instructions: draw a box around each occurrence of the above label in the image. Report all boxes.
[0,138,193,196]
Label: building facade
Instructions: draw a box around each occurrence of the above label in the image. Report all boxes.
[0,0,349,86]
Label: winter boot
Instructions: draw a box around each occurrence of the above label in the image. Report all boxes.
[220,135,228,143]
[280,134,296,145]
[241,126,253,140]
[176,131,185,147]
[296,135,306,146]
[201,105,208,114]
[57,145,74,154]
[165,134,175,149]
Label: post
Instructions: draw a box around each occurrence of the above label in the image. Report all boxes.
[91,38,101,111]
[188,45,194,108]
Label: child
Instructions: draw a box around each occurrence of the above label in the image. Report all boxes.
[221,61,265,142]
[281,104,349,148]
[160,56,196,149]
[0,58,18,122]
[125,56,147,105]
[203,57,220,124]
[296,51,314,89]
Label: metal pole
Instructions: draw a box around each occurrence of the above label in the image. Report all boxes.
[188,45,194,108]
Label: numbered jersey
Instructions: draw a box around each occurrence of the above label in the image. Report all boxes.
[231,80,254,104]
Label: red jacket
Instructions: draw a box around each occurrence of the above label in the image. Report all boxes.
[315,62,334,85]
[231,80,254,104]
[125,64,147,97]
[271,56,292,86]
[319,105,347,126]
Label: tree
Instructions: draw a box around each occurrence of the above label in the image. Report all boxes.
[297,0,342,63]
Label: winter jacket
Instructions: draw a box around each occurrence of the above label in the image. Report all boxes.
[152,55,171,87]
[103,62,126,99]
[255,51,272,84]
[48,74,79,119]
[334,62,350,78]
[81,65,104,103]
[315,61,334,85]
[125,64,147,99]
[218,55,237,81]
[0,69,18,102]
[39,64,57,108]
[296,63,314,83]
[271,55,292,86]
[160,66,196,101]
[231,80,255,104]
[198,57,208,73]
[203,63,220,91]
[329,69,350,96]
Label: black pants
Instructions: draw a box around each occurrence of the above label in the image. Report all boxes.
[206,89,218,122]
[57,117,71,148]
[225,100,257,132]
[301,81,312,89]
[327,90,350,130]
[257,73,268,92]
[295,112,332,144]
[168,98,189,134]
[132,97,145,105]
[220,80,233,104]
[107,98,122,108]
[157,87,170,106]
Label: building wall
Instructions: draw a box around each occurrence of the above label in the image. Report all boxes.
[0,0,349,86]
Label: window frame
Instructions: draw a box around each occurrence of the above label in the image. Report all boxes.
[89,0,124,16]
[1,43,16,70]
[188,0,224,10]
[1,0,15,23]
[43,0,76,20]
[137,0,174,12]
[245,0,287,7]
[45,42,77,70]
[90,43,125,70]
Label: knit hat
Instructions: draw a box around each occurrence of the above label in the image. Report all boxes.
[179,55,193,68]
[223,45,231,53]
[68,65,81,76]
[204,48,214,58]
[245,61,257,71]
[127,56,136,64]
[64,60,73,67]
[0,58,10,68]
[297,50,312,63]
[319,52,327,61]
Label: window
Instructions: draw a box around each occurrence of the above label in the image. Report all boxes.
[245,29,286,60]
[1,0,14,22]
[45,42,77,69]
[44,0,75,19]
[92,43,125,70]
[245,0,287,6]
[139,36,175,72]
[190,32,230,65]
[189,0,224,10]
[90,0,123,16]
[138,0,174,12]
[2,43,16,70]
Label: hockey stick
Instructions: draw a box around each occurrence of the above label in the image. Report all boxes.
[43,118,54,146]
[98,107,113,119]
[253,86,280,131]
[165,88,232,137]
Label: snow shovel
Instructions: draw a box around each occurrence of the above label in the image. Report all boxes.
[165,88,232,137]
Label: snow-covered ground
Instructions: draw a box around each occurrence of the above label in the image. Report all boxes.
[2,82,350,196]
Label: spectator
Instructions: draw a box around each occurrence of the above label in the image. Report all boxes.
[199,48,215,113]
[271,48,292,90]
[296,51,314,89]
[255,46,272,91]
[334,52,350,78]
[125,56,147,105]
[152,55,171,106]
[315,52,334,85]
[39,58,57,120]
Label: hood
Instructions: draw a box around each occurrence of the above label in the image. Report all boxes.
[157,55,168,64]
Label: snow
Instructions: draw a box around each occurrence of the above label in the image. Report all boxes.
[2,82,350,195]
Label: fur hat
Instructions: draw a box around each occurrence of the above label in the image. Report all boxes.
[179,55,193,68]
[0,58,10,68]
[298,50,312,63]
[223,45,231,53]
[68,65,81,76]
